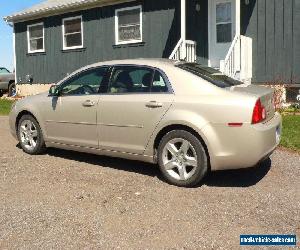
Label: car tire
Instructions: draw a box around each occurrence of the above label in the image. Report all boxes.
[8,82,16,97]
[17,115,46,155]
[158,130,208,187]
[0,90,3,97]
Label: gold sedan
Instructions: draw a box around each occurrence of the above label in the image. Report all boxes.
[9,59,282,187]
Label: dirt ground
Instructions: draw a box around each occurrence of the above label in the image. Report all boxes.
[0,116,299,249]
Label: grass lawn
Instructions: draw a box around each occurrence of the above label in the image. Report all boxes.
[280,115,300,152]
[0,99,14,116]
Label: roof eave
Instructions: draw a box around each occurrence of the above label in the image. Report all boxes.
[3,0,133,23]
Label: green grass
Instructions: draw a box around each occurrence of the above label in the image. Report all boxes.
[0,99,14,115]
[280,115,300,151]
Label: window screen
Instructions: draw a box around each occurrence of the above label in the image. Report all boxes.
[28,24,44,52]
[63,17,83,49]
[116,7,142,44]
[216,3,232,43]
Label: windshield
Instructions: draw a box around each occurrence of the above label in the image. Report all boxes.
[176,63,243,88]
[0,68,10,74]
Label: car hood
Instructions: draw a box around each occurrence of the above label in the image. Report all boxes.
[17,92,49,107]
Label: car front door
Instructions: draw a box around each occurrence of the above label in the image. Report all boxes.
[98,65,174,155]
[43,67,108,148]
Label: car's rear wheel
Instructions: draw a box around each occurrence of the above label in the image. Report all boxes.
[17,115,46,155]
[158,130,208,187]
[8,82,16,97]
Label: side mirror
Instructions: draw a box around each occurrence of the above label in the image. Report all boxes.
[48,85,60,97]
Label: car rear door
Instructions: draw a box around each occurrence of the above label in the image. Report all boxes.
[98,65,174,155]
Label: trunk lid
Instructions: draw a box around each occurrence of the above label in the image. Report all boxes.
[230,84,275,122]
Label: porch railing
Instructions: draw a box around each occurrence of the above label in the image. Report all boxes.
[220,35,252,83]
[169,39,197,63]
[220,34,240,79]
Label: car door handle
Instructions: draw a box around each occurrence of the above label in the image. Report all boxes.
[145,101,163,108]
[82,100,95,107]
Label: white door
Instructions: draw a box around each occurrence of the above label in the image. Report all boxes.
[209,0,235,68]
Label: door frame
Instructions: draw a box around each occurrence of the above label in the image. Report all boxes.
[208,0,240,67]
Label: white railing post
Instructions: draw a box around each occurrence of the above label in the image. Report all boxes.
[240,35,252,82]
[221,34,252,83]
[169,40,196,63]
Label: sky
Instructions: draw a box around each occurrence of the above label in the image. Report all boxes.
[0,0,43,71]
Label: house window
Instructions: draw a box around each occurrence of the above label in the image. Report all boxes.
[62,16,83,50]
[115,6,142,45]
[216,2,232,43]
[27,23,44,53]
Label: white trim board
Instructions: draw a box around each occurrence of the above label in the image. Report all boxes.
[13,24,17,82]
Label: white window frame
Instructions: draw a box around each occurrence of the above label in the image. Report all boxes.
[115,5,143,45]
[27,22,45,53]
[62,16,84,50]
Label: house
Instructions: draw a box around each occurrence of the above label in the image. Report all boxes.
[3,0,300,101]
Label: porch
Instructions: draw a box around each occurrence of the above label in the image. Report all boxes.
[169,0,252,83]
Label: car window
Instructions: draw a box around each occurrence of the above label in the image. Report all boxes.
[177,63,243,88]
[59,67,108,96]
[151,71,169,93]
[108,66,154,94]
[0,68,10,74]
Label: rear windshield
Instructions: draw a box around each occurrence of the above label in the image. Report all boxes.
[177,63,243,88]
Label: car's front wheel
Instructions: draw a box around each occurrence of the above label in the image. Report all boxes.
[158,130,208,187]
[17,115,46,155]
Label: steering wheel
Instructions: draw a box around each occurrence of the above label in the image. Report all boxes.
[79,85,95,95]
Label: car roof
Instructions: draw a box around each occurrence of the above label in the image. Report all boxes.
[83,58,181,70]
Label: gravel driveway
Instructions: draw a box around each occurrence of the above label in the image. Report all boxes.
[0,116,299,249]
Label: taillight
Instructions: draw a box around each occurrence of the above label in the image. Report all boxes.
[252,99,266,124]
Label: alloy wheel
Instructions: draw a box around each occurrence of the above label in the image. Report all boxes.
[162,138,198,181]
[19,119,38,151]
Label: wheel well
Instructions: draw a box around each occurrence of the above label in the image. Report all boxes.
[153,124,211,168]
[15,111,37,132]
[8,80,15,86]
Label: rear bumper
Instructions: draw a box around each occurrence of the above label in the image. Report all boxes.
[205,112,282,171]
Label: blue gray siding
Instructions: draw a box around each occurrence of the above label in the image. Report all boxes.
[15,0,181,84]
[241,0,300,84]
[187,0,208,65]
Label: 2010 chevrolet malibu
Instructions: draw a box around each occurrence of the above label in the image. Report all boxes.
[9,59,282,187]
